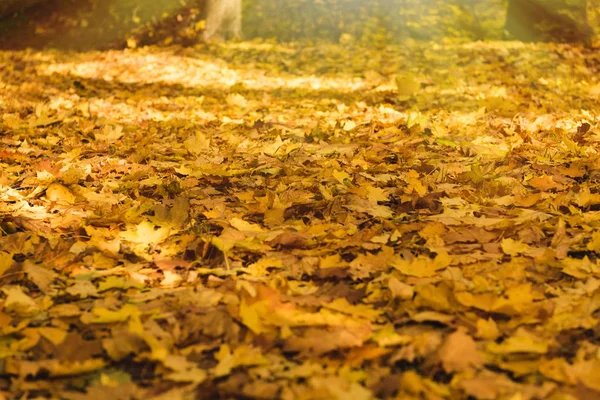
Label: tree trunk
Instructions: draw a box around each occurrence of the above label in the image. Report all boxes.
[0,0,48,18]
[504,0,592,42]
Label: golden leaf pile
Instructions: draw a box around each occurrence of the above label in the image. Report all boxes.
[1,40,600,399]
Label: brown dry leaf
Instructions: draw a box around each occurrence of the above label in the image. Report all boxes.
[538,358,576,384]
[284,325,371,355]
[437,328,484,372]
[23,261,57,293]
[308,375,373,400]
[571,359,600,392]
[388,276,414,299]
[458,371,520,400]
[528,175,563,191]
[268,231,311,248]
[2,286,40,317]
[4,358,106,378]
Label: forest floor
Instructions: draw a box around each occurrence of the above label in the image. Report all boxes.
[1,40,600,399]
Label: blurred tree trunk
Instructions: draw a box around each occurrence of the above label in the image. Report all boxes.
[0,0,47,18]
[504,0,593,42]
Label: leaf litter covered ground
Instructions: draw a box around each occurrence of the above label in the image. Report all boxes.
[1,40,600,399]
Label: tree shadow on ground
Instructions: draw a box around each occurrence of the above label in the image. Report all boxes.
[2,43,599,128]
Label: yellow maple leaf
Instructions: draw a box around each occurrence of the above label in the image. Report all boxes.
[184,131,211,155]
[404,170,427,196]
[391,252,450,278]
[333,170,351,185]
[0,251,14,278]
[475,318,499,340]
[365,184,389,205]
[229,217,266,233]
[214,344,269,377]
[119,221,170,245]
[81,304,141,324]
[245,257,283,276]
[226,93,248,108]
[262,136,300,157]
[38,327,68,346]
[46,183,76,205]
[239,297,267,335]
[320,254,345,269]
[586,231,600,252]
[487,330,549,354]
[500,238,529,256]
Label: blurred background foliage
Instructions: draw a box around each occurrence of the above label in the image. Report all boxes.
[242,0,507,43]
[0,0,598,49]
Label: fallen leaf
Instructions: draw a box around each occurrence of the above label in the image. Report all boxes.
[437,328,484,372]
